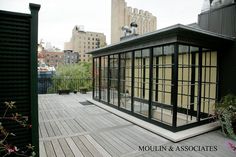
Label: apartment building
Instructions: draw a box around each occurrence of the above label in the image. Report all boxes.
[65,26,106,62]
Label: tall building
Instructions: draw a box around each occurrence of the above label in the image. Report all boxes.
[64,26,106,62]
[111,0,157,43]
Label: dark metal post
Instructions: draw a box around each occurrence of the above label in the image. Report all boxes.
[107,56,110,103]
[190,49,196,119]
[118,54,121,108]
[30,3,40,157]
[99,57,101,100]
[197,48,203,121]
[142,57,146,98]
[216,50,221,102]
[171,43,178,128]
[92,58,95,99]
[148,48,153,119]
[155,56,159,101]
[131,51,135,113]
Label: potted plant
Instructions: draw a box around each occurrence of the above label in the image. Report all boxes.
[216,94,236,140]
[57,84,70,95]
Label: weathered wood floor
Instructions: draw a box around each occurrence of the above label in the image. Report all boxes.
[39,94,236,157]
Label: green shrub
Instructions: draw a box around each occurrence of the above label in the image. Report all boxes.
[47,62,92,93]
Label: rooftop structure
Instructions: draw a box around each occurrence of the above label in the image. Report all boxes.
[89,1,236,132]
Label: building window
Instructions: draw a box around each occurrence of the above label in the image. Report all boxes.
[152,45,173,125]
[109,54,119,106]
[120,52,132,110]
[133,49,150,117]
[101,56,108,102]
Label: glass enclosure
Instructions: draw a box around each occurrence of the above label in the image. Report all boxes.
[120,52,132,110]
[93,43,218,131]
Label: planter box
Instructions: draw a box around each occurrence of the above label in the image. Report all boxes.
[58,89,70,95]
[79,88,87,94]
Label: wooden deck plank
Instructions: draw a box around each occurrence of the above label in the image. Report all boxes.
[83,116,101,130]
[39,112,43,121]
[65,138,84,157]
[102,131,133,153]
[72,136,93,157]
[123,127,159,146]
[113,128,140,148]
[79,136,103,157]
[91,133,121,157]
[65,119,79,133]
[58,138,75,157]
[110,128,138,150]
[39,142,47,157]
[84,135,112,157]
[44,141,56,157]
[50,122,62,136]
[60,120,74,135]
[98,132,125,154]
[44,122,55,137]
[51,139,65,157]
[71,119,86,133]
[120,127,154,146]
[39,125,42,138]
[41,111,48,121]
[55,120,68,135]
[97,115,116,127]
[46,111,53,120]
[74,118,92,132]
[50,110,58,120]
[40,122,48,138]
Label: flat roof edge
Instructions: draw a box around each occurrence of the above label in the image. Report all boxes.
[87,24,235,55]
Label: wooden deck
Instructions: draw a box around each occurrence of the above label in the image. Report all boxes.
[39,93,236,157]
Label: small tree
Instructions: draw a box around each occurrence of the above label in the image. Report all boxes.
[47,62,92,93]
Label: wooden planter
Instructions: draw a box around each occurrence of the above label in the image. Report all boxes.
[79,88,87,94]
[58,89,70,95]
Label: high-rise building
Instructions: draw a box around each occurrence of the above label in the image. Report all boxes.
[64,25,106,62]
[111,0,157,43]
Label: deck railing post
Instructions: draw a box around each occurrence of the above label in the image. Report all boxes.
[30,3,40,157]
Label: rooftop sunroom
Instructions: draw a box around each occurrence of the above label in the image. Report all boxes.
[88,24,234,132]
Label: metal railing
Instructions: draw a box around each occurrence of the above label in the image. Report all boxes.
[38,77,92,94]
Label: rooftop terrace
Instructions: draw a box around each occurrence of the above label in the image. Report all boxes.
[39,93,236,157]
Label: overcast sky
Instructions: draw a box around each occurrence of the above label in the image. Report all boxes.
[0,0,203,50]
